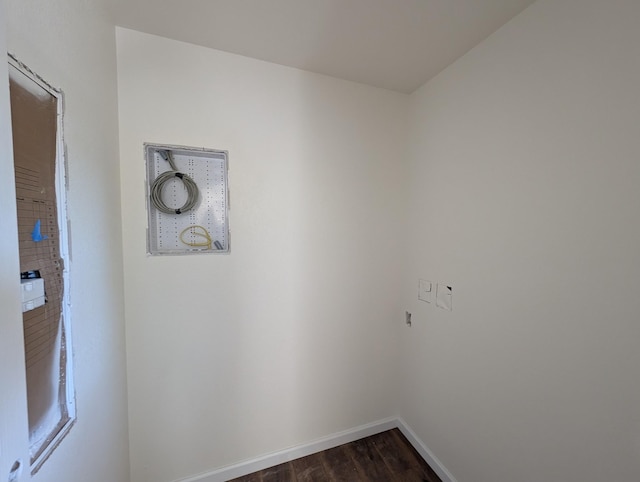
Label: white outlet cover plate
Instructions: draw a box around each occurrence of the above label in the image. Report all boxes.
[418,279,432,303]
[436,283,452,311]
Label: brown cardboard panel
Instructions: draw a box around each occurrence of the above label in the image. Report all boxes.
[10,77,62,364]
[9,72,68,451]
[10,81,57,201]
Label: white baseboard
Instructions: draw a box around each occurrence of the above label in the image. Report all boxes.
[396,417,458,482]
[176,416,455,482]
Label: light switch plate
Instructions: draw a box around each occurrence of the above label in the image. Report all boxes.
[418,279,432,303]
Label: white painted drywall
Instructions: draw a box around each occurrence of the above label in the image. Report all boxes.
[0,0,30,480]
[5,1,130,481]
[10,3,639,482]
[400,0,640,481]
[116,28,408,482]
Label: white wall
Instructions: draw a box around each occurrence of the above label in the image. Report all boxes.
[400,0,640,481]
[6,1,130,481]
[0,0,30,480]
[116,28,408,482]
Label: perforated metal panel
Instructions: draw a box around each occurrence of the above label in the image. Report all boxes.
[145,143,229,255]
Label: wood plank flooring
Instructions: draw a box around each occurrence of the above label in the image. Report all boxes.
[228,428,442,482]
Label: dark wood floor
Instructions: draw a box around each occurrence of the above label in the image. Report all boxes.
[228,428,442,482]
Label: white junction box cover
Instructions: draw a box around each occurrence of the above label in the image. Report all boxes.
[436,283,453,311]
[21,278,45,312]
[418,279,432,303]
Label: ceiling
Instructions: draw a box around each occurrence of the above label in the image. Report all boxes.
[108,0,536,94]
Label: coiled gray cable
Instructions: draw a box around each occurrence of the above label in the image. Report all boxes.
[150,150,199,215]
